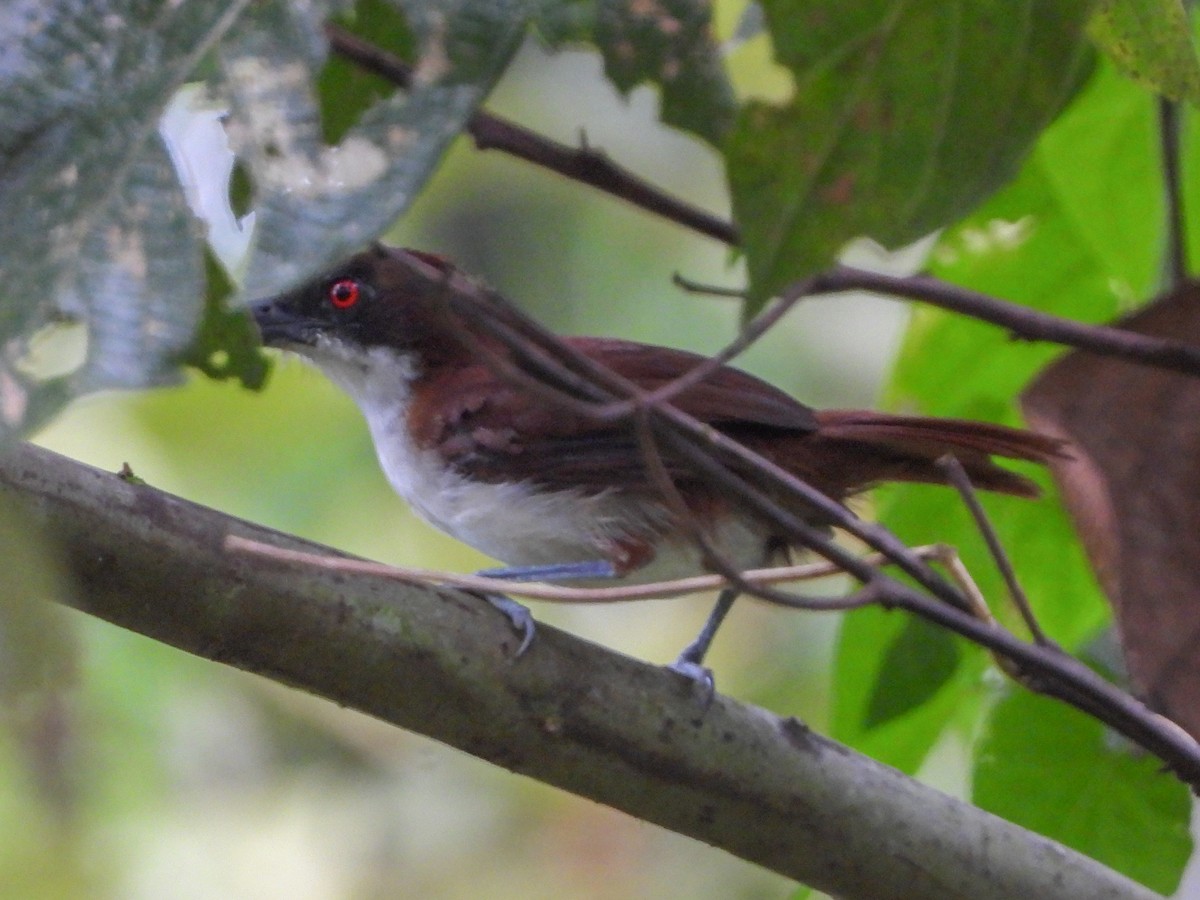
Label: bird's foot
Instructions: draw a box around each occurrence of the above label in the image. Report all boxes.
[667,648,716,708]
[479,592,537,657]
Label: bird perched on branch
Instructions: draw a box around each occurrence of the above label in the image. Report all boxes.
[251,244,1062,690]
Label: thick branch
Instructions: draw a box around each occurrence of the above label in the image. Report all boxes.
[3,442,1158,900]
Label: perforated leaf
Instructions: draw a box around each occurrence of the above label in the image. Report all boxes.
[224,0,536,299]
[0,0,254,435]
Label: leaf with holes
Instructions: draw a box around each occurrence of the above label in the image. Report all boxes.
[222,0,537,299]
[593,0,736,146]
[0,0,254,436]
[1089,0,1200,104]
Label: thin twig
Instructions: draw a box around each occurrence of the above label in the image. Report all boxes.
[324,23,738,245]
[672,273,746,298]
[935,455,1051,646]
[225,534,880,611]
[1158,96,1188,288]
[586,282,811,422]
[812,265,1200,377]
[631,407,882,612]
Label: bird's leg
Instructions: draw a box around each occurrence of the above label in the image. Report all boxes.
[476,560,618,582]
[668,587,740,703]
[471,560,620,656]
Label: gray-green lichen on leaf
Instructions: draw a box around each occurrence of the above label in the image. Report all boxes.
[225,0,537,299]
[0,0,539,438]
[0,0,254,436]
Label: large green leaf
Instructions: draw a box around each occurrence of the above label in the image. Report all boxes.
[831,60,1154,768]
[728,0,1095,307]
[223,0,536,298]
[1089,0,1200,105]
[975,690,1192,894]
[884,60,1160,652]
[0,0,254,435]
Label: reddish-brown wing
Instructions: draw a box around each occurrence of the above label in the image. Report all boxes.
[407,336,1062,499]
[407,338,817,491]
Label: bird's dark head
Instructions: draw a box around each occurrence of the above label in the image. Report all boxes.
[249,244,464,359]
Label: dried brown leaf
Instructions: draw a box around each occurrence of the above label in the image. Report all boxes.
[1022,282,1200,738]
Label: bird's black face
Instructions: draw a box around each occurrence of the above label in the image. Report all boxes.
[249,244,468,363]
[249,253,382,351]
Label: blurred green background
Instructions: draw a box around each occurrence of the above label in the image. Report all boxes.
[9,30,915,900]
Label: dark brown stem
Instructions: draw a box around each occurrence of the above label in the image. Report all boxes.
[324,23,737,244]
[935,454,1050,646]
[1159,97,1188,288]
[812,265,1200,377]
[588,284,808,422]
[632,408,879,613]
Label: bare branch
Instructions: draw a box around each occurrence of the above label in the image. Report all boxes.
[587,285,808,423]
[228,533,875,609]
[811,266,1200,378]
[324,24,737,244]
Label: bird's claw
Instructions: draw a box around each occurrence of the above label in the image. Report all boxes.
[667,656,716,708]
[483,593,536,656]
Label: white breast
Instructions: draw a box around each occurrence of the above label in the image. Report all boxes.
[300,337,775,581]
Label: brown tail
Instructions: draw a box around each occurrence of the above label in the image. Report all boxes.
[809,410,1068,498]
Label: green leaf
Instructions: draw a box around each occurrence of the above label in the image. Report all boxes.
[222,0,536,298]
[594,0,736,146]
[864,616,961,729]
[728,0,1095,307]
[975,690,1192,894]
[179,251,270,388]
[1036,60,1162,298]
[832,604,985,773]
[318,0,418,144]
[1089,0,1200,104]
[0,0,254,436]
[883,66,1159,652]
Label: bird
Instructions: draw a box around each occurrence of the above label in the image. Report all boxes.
[250,243,1062,689]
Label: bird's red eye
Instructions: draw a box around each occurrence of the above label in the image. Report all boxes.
[328,278,361,309]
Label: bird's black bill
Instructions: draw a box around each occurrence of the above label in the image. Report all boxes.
[249,298,315,347]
